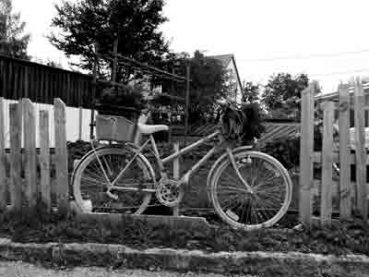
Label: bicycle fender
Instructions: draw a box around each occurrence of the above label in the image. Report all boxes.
[206,145,253,196]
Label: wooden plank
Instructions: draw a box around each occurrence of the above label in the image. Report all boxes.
[54,98,69,215]
[44,70,49,103]
[299,83,315,228]
[321,101,334,226]
[39,110,51,211]
[23,99,37,208]
[4,152,56,168]
[9,103,22,211]
[173,142,180,216]
[78,106,83,140]
[353,78,368,219]
[338,84,351,220]
[0,98,6,211]
[24,66,29,98]
[313,151,369,164]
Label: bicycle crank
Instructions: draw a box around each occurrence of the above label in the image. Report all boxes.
[106,189,119,200]
[156,179,184,207]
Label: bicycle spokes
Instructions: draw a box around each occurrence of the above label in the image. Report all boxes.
[209,150,292,229]
[73,147,154,214]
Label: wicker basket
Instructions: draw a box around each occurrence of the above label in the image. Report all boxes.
[96,114,137,142]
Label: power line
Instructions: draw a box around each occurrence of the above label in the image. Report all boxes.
[236,49,369,62]
[310,68,369,77]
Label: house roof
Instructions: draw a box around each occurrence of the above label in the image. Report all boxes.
[208,54,234,68]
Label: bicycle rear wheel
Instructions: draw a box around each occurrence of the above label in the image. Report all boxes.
[209,150,292,230]
[72,146,155,214]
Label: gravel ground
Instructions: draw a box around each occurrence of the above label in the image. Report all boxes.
[0,261,259,277]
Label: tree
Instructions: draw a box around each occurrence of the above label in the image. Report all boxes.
[261,73,309,120]
[49,0,170,83]
[242,81,260,103]
[162,50,229,123]
[0,0,30,59]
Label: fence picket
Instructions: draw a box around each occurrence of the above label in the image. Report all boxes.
[299,83,315,227]
[78,106,83,140]
[353,78,368,219]
[23,98,37,208]
[9,103,22,211]
[0,98,6,211]
[39,110,51,211]
[338,84,351,220]
[321,101,334,225]
[54,98,69,215]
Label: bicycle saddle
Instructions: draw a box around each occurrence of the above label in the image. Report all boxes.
[137,123,169,134]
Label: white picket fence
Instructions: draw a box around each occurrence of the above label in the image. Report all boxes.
[1,99,92,148]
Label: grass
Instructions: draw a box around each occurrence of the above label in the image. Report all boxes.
[0,205,368,257]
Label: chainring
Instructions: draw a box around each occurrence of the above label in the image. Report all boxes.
[155,179,184,207]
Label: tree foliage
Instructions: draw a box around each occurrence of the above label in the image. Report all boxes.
[50,0,170,83]
[0,0,30,59]
[261,73,309,120]
[242,81,260,103]
[162,50,229,123]
[262,73,309,110]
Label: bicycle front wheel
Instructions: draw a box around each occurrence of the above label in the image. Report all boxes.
[72,146,155,214]
[209,150,292,230]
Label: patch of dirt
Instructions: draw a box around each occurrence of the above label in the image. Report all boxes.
[0,207,368,257]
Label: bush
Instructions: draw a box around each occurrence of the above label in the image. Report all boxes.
[262,136,300,170]
[95,85,144,120]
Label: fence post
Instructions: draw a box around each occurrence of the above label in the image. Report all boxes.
[0,98,6,211]
[23,99,37,208]
[173,142,180,216]
[338,84,351,220]
[321,101,334,226]
[39,110,51,212]
[299,83,315,228]
[353,78,368,219]
[9,102,22,211]
[54,98,69,215]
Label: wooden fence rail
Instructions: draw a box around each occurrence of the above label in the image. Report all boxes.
[300,79,368,228]
[0,97,68,214]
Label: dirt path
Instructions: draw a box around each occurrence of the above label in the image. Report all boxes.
[0,261,258,277]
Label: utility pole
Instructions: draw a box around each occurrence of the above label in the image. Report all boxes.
[184,60,190,145]
[90,43,99,140]
[111,34,119,83]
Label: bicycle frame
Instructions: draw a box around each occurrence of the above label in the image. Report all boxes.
[107,128,254,194]
[108,130,222,190]
[153,130,222,186]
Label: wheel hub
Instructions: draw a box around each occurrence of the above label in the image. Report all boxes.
[156,179,184,207]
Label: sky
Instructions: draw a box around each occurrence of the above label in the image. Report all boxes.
[10,0,369,93]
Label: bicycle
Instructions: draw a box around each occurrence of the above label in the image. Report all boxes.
[71,99,293,230]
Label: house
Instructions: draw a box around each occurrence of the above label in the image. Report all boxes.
[207,54,243,104]
[130,53,243,104]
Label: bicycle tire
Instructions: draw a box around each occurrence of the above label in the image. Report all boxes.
[208,150,292,230]
[72,145,156,214]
